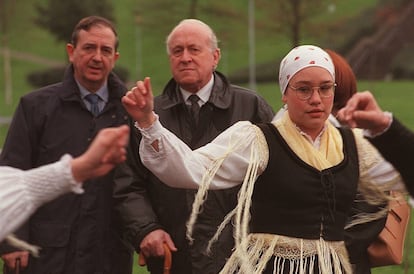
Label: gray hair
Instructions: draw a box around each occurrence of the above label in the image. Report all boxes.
[166,19,219,54]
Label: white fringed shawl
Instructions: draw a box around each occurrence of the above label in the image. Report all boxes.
[187,112,401,273]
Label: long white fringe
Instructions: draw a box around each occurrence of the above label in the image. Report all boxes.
[5,234,40,257]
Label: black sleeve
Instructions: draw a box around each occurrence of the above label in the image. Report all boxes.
[112,122,163,252]
[257,95,275,123]
[368,118,414,195]
[0,98,40,169]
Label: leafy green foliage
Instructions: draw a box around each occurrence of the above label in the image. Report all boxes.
[34,0,115,43]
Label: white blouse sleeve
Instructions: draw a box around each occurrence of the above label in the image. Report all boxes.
[0,155,83,241]
[138,117,269,189]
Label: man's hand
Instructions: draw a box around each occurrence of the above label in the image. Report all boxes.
[2,251,29,270]
[138,229,177,266]
[337,91,391,135]
[122,77,156,128]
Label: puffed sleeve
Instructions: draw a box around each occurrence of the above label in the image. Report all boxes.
[0,155,83,241]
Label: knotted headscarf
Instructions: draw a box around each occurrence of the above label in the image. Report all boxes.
[278,45,335,94]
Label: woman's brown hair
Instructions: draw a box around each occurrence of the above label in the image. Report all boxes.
[325,49,357,115]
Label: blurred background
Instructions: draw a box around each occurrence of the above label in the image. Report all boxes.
[1,0,414,273]
[1,0,414,136]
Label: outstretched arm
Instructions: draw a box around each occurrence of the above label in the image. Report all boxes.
[0,125,129,242]
[338,91,414,195]
[122,78,265,189]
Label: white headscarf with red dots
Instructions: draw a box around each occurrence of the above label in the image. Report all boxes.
[278,45,335,94]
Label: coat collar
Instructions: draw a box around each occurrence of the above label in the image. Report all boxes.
[158,71,233,110]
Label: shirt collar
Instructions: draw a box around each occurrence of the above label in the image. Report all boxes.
[77,80,109,103]
[296,123,328,149]
[180,75,214,105]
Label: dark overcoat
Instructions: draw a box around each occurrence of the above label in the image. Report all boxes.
[0,65,132,274]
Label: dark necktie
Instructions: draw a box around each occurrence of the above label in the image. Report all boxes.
[85,93,100,116]
[188,94,200,126]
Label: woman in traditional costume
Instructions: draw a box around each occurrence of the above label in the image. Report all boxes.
[122,45,404,273]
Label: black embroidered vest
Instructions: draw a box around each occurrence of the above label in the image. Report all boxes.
[250,123,359,241]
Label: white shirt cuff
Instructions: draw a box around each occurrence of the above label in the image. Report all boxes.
[60,154,84,194]
[362,111,393,138]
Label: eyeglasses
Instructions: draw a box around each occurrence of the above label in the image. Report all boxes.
[288,83,337,100]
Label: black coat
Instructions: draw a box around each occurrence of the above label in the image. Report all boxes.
[113,71,274,274]
[0,65,132,274]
